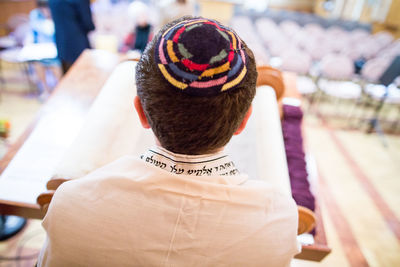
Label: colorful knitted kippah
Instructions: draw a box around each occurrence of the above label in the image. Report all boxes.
[155,18,248,96]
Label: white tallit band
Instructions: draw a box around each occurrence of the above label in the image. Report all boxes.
[140,146,239,177]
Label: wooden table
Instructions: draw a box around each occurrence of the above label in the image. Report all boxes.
[0,49,122,219]
[0,49,330,261]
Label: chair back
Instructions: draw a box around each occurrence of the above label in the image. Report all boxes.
[320,53,354,80]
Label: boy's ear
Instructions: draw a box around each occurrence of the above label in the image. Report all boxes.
[234,106,252,135]
[134,96,151,129]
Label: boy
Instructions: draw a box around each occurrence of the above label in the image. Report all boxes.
[38,17,299,266]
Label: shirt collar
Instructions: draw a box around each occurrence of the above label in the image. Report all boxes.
[140,146,241,177]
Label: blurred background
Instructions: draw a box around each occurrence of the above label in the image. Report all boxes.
[0,0,400,266]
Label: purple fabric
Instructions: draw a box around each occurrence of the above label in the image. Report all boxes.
[282,105,315,213]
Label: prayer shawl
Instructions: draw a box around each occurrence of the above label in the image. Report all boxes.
[38,151,300,266]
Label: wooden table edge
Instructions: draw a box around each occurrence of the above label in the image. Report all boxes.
[0,49,123,218]
[0,199,44,219]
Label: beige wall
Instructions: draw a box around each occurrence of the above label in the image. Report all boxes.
[314,0,400,37]
[269,0,315,12]
[380,0,400,37]
[0,0,36,36]
[314,0,392,23]
[386,0,400,26]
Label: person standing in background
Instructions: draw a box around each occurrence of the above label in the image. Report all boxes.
[26,0,62,100]
[121,18,153,53]
[48,0,95,73]
[121,7,153,54]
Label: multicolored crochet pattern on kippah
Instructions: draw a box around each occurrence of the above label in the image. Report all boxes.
[155,18,248,96]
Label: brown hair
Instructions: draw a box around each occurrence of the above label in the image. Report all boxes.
[136,17,257,155]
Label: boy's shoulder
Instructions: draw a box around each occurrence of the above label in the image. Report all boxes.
[55,155,147,192]
[53,155,296,209]
[44,156,300,266]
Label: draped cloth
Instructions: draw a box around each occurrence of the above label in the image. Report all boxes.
[282,104,315,212]
[38,155,300,266]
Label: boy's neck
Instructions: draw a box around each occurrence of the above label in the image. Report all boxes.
[154,138,225,156]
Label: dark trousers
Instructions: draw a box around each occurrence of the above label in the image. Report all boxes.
[61,61,73,74]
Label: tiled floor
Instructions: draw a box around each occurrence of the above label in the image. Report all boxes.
[0,62,43,145]
[301,113,400,266]
[1,61,45,267]
[0,219,44,267]
[1,59,400,266]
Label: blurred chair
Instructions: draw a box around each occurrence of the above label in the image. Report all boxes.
[255,18,281,47]
[279,20,300,38]
[364,83,400,104]
[0,36,18,95]
[230,16,255,43]
[5,13,29,33]
[361,56,400,135]
[296,75,318,110]
[231,16,269,65]
[349,28,369,43]
[379,39,400,59]
[250,44,270,66]
[318,79,362,99]
[279,47,316,108]
[342,43,364,61]
[358,37,382,60]
[343,29,393,62]
[303,23,324,41]
[255,17,297,60]
[372,31,394,51]
[0,47,35,93]
[291,28,309,51]
[320,53,355,80]
[303,23,324,33]
[280,48,312,75]
[3,14,30,47]
[304,36,332,61]
[324,26,350,54]
[362,84,400,135]
[0,43,58,95]
[0,15,31,94]
[316,53,362,118]
[267,35,292,57]
[341,29,370,61]
[361,57,392,83]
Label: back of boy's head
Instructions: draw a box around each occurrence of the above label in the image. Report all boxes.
[136,16,257,155]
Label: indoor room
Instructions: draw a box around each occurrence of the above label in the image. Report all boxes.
[0,0,399,266]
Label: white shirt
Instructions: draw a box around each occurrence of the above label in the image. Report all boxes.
[38,148,300,266]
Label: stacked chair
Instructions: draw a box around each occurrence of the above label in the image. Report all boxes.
[318,54,361,100]
[235,12,399,132]
[361,56,400,134]
[230,16,270,65]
